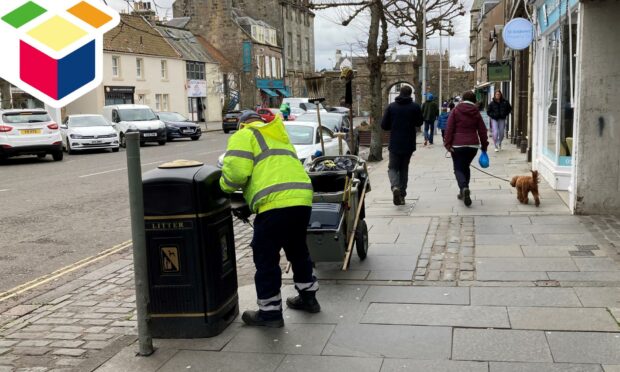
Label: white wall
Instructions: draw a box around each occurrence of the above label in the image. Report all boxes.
[205,62,223,122]
[66,53,186,116]
[573,0,620,214]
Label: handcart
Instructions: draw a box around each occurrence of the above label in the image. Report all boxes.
[305,155,371,270]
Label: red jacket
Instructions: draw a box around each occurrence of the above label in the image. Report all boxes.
[444,101,489,152]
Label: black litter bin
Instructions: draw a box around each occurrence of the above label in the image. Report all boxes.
[142,160,238,338]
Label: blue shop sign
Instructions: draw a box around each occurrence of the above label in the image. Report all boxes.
[538,0,578,33]
[242,41,252,72]
[503,18,534,50]
[256,79,285,89]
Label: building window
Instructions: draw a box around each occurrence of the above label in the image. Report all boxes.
[137,94,145,104]
[256,56,261,77]
[112,56,120,77]
[305,37,310,62]
[297,35,302,62]
[287,32,293,61]
[161,60,168,80]
[271,57,277,79]
[136,58,144,79]
[186,61,206,80]
[155,94,170,111]
[265,55,271,78]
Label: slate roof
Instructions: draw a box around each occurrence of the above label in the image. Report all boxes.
[154,26,216,63]
[104,14,179,58]
[194,35,233,70]
[165,17,190,28]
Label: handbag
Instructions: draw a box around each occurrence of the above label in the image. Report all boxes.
[479,150,489,168]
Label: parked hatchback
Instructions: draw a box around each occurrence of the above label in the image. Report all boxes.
[103,104,167,147]
[222,110,242,133]
[156,112,201,141]
[61,115,119,154]
[0,109,63,161]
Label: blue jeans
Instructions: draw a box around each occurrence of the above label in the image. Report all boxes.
[424,121,435,144]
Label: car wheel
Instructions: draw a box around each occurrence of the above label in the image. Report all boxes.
[140,141,145,147]
[191,136,200,141]
[167,137,173,142]
[223,128,230,134]
[66,140,74,155]
[112,147,120,153]
[120,133,126,148]
[52,151,63,161]
[158,140,166,146]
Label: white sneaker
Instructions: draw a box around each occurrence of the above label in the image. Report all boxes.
[494,147,499,152]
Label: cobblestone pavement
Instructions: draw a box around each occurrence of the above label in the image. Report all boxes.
[581,215,620,263]
[0,217,256,371]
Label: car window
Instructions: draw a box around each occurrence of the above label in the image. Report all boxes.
[298,114,341,129]
[118,108,157,122]
[321,126,334,138]
[112,110,119,122]
[285,125,314,145]
[69,116,110,127]
[2,112,51,123]
[157,112,187,122]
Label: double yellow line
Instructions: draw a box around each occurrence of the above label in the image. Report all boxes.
[0,240,133,303]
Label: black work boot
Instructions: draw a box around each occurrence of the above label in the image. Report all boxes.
[463,188,472,207]
[392,187,401,206]
[241,310,284,328]
[286,292,321,313]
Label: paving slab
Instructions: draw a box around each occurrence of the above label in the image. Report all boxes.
[471,287,582,307]
[546,331,620,364]
[476,245,523,257]
[533,233,598,245]
[529,216,583,225]
[222,323,334,355]
[489,362,604,372]
[548,272,620,282]
[276,355,382,372]
[452,329,553,362]
[368,243,423,256]
[380,359,488,372]
[603,366,620,372]
[476,258,579,272]
[520,245,578,257]
[367,270,414,281]
[475,216,532,226]
[512,224,589,234]
[574,287,620,307]
[152,323,243,351]
[94,344,178,372]
[368,233,400,244]
[476,271,549,281]
[508,307,620,331]
[476,234,536,245]
[364,286,470,305]
[284,285,369,325]
[158,350,284,372]
[355,256,419,271]
[573,258,620,272]
[322,324,452,359]
[475,225,514,234]
[362,303,510,328]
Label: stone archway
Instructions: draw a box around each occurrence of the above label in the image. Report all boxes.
[385,80,416,105]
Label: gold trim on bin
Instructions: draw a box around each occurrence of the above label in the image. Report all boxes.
[150,294,238,318]
[144,206,229,221]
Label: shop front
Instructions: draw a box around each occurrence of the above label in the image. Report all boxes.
[187,79,207,122]
[256,79,290,108]
[104,86,135,105]
[532,0,578,191]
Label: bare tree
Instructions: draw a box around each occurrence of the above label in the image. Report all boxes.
[385,0,466,103]
[310,0,393,161]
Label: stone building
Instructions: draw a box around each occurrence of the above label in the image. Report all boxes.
[173,1,285,109]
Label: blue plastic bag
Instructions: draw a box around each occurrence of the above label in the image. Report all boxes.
[479,150,489,168]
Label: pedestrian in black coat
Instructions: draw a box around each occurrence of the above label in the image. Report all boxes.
[486,90,512,151]
[381,86,424,205]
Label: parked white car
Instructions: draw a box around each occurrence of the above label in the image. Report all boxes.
[60,115,119,154]
[217,121,350,167]
[103,104,166,147]
[0,109,63,161]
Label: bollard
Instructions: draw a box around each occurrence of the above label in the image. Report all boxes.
[125,132,154,356]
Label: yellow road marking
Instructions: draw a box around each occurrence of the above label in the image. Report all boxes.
[0,240,133,303]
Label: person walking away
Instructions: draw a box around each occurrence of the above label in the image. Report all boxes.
[422,93,440,146]
[444,91,489,207]
[437,102,454,142]
[220,110,319,328]
[381,85,424,206]
[486,90,512,151]
[280,102,291,121]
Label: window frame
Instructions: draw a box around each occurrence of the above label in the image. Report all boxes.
[161,60,168,80]
[112,56,121,77]
[136,58,144,79]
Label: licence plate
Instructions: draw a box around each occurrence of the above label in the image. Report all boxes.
[143,132,157,137]
[182,129,194,134]
[91,140,103,144]
[19,129,41,135]
[225,119,236,122]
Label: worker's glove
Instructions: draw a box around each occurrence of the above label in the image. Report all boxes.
[232,204,252,224]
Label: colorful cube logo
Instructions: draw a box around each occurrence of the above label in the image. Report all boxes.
[0,0,119,107]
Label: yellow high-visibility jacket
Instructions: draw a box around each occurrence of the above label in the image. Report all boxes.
[219,116,313,214]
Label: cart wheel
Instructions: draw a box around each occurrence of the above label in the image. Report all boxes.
[355,219,369,260]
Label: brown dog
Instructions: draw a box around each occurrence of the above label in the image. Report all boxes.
[510,170,540,207]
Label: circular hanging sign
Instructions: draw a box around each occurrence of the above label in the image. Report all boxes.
[502,18,534,50]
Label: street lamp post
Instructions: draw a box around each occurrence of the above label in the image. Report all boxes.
[422,2,426,104]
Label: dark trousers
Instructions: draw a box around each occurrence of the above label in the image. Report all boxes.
[451,147,478,192]
[251,206,316,318]
[388,151,413,197]
[424,120,435,143]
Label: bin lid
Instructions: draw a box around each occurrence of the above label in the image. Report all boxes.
[159,159,204,169]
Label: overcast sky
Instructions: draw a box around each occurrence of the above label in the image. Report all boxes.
[107,0,474,71]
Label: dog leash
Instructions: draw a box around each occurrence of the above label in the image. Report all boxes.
[445,150,511,183]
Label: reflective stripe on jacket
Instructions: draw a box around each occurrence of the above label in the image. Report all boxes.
[219,116,313,214]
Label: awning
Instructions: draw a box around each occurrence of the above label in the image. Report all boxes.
[261,88,278,97]
[474,81,493,90]
[276,88,291,97]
